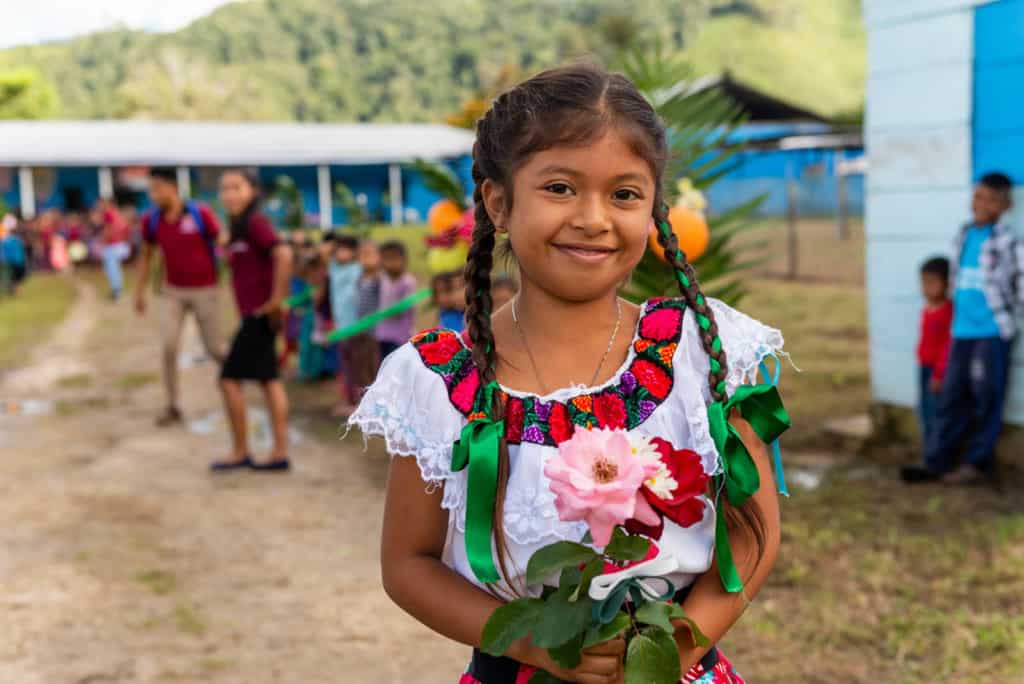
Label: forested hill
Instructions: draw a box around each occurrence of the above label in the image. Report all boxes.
[0,0,865,123]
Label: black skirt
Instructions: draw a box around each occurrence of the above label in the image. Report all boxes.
[221,315,279,382]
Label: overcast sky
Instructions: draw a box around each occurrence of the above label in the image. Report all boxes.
[0,0,240,49]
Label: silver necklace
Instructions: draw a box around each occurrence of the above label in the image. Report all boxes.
[511,296,623,396]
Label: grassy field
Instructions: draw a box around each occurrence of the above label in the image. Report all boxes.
[0,272,77,372]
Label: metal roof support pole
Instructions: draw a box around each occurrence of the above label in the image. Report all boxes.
[318,165,332,230]
[176,166,192,198]
[98,167,114,200]
[17,167,35,220]
[388,163,403,226]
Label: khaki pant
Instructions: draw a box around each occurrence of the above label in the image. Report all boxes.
[160,285,225,409]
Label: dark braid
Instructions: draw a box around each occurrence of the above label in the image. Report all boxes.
[463,120,517,590]
[651,200,730,402]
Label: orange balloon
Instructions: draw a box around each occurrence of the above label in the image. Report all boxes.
[428,199,464,234]
[648,206,709,262]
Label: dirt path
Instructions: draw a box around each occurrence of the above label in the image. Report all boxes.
[0,280,467,683]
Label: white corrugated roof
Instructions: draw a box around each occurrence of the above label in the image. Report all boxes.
[0,120,476,166]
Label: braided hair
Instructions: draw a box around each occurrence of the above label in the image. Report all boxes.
[464,63,765,586]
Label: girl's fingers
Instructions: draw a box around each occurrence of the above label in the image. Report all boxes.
[582,637,626,657]
[576,654,622,677]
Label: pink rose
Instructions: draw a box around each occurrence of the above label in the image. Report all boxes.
[544,427,662,546]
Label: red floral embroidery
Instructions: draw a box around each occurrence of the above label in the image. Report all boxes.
[505,397,525,442]
[450,371,480,413]
[640,306,683,342]
[418,333,463,366]
[593,392,626,429]
[631,359,672,400]
[410,299,689,447]
[549,402,574,444]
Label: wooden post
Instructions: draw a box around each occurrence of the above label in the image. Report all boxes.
[317,165,332,230]
[17,167,35,219]
[389,163,403,226]
[98,166,114,200]
[176,166,191,198]
[836,170,849,241]
[786,173,799,280]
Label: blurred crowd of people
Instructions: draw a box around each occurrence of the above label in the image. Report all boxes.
[0,200,139,298]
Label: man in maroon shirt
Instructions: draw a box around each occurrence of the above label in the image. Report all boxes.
[133,167,225,426]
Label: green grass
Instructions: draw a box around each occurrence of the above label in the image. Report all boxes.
[173,604,206,636]
[728,467,1024,682]
[0,273,77,371]
[135,569,178,596]
[117,372,158,391]
[57,372,93,388]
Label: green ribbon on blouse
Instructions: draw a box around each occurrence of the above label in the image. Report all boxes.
[707,384,791,594]
[450,380,504,585]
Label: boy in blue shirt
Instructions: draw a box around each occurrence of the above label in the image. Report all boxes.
[903,172,1022,485]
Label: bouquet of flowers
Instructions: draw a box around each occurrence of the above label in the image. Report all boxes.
[480,427,712,684]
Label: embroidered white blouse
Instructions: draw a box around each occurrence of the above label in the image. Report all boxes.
[349,297,783,595]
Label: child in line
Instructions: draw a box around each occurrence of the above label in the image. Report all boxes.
[375,241,417,359]
[915,257,952,450]
[491,273,519,312]
[432,270,467,332]
[329,235,363,417]
[348,239,383,398]
[903,172,1022,485]
[350,64,786,684]
[297,253,328,381]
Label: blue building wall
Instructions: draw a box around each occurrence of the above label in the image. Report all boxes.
[2,167,101,215]
[706,147,865,218]
[974,0,1024,420]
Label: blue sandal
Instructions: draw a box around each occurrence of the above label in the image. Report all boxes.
[210,456,253,472]
[251,459,290,472]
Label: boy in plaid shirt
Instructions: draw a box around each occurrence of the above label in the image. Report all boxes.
[903,172,1022,485]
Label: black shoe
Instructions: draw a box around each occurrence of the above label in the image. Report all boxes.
[900,465,943,484]
[156,407,183,427]
[210,456,253,472]
[251,458,290,472]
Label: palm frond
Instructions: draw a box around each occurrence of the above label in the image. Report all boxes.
[405,159,465,206]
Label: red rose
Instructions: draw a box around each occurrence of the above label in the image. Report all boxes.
[548,402,574,444]
[593,392,627,429]
[505,397,525,443]
[640,306,683,342]
[642,437,709,529]
[631,359,672,400]
[418,332,462,366]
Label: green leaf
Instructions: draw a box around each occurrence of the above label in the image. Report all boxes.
[583,612,632,649]
[526,541,599,586]
[603,531,652,562]
[634,601,676,635]
[528,671,564,684]
[480,598,543,657]
[547,631,585,670]
[666,604,711,648]
[531,591,595,648]
[625,628,681,684]
[573,557,605,600]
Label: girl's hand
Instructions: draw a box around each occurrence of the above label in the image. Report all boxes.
[534,637,626,684]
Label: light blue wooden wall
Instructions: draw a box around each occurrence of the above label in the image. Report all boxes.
[864,1,981,411]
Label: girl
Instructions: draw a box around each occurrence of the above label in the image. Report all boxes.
[350,65,786,683]
[213,168,293,472]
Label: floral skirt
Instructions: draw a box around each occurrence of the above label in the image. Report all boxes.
[457,650,744,684]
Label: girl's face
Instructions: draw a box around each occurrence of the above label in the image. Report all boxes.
[485,129,656,303]
[219,172,257,217]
